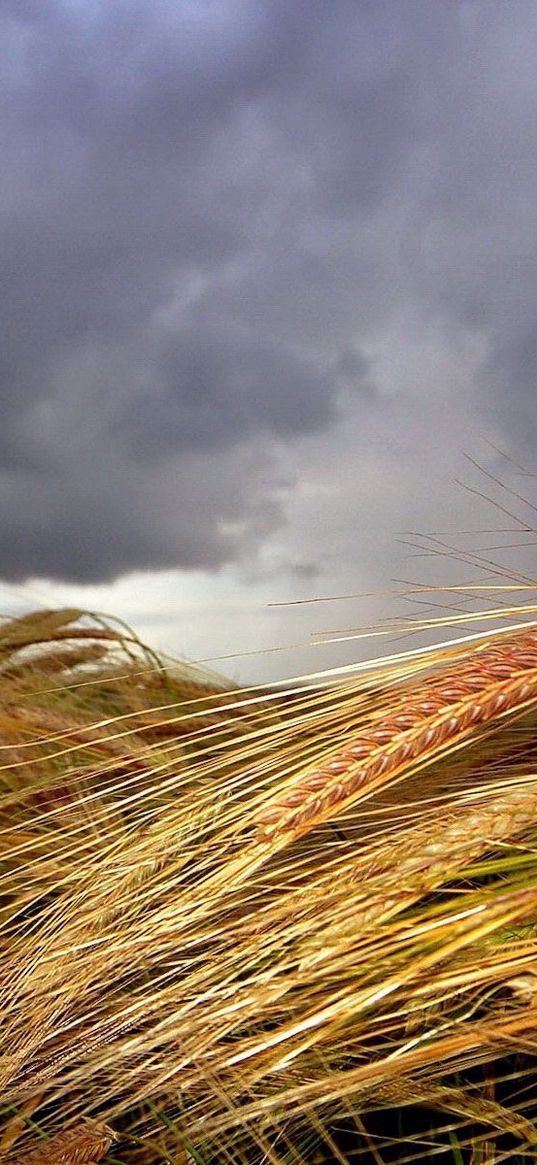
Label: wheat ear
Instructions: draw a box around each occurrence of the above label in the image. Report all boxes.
[371,1080,537,1146]
[0,1122,114,1165]
[296,778,537,966]
[255,629,537,840]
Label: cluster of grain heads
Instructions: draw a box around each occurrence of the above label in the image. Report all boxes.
[1,610,537,1163]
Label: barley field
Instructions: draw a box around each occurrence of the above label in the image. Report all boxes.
[1,586,537,1164]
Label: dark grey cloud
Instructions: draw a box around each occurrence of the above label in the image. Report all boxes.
[2,0,537,583]
[121,325,335,456]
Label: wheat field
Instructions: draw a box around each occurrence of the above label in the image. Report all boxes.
[1,571,537,1164]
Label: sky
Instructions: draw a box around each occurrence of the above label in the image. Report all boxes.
[2,0,537,682]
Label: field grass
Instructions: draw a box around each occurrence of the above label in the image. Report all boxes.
[1,595,537,1164]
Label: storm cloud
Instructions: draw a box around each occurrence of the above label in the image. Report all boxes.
[2,0,537,585]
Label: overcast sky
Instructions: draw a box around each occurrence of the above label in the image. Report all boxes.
[2,0,537,681]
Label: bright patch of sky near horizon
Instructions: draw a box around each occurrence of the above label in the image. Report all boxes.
[2,1,537,681]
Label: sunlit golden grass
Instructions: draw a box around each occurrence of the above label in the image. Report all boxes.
[1,589,537,1164]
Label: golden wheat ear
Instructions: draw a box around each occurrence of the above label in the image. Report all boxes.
[255,628,537,842]
[0,1121,115,1165]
